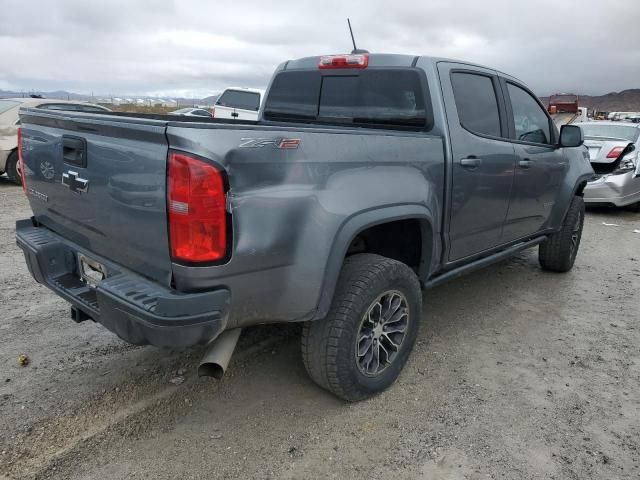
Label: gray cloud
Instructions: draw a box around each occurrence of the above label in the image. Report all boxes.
[1,0,638,97]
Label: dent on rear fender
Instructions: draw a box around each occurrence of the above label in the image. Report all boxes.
[168,126,444,327]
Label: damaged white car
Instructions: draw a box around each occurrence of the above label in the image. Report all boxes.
[578,122,640,209]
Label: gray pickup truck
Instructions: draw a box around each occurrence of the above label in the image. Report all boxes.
[16,53,593,401]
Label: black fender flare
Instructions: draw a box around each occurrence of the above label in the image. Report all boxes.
[311,204,438,321]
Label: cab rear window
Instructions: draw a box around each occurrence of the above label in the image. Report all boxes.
[264,69,430,130]
[216,90,260,111]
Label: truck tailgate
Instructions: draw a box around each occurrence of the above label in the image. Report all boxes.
[20,110,172,285]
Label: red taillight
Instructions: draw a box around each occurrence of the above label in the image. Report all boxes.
[17,127,27,193]
[210,106,215,118]
[318,54,368,69]
[606,146,625,159]
[167,152,227,263]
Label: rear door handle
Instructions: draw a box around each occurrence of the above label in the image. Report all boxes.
[518,159,533,169]
[460,157,482,168]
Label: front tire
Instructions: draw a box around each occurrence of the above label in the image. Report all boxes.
[5,151,21,185]
[301,253,422,402]
[539,195,585,272]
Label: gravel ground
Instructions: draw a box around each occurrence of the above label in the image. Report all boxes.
[0,177,639,480]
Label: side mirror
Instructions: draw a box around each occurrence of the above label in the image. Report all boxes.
[559,124,583,148]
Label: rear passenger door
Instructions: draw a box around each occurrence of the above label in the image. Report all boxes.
[438,62,516,261]
[500,79,567,241]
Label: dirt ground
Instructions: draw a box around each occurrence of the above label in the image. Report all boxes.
[1,177,639,480]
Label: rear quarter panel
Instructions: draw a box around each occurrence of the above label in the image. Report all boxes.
[167,124,445,326]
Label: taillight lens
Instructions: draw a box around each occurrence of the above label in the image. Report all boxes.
[167,152,227,263]
[606,146,625,159]
[318,54,369,69]
[211,107,215,118]
[17,127,27,193]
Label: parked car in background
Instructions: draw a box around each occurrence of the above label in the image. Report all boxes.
[169,107,213,118]
[213,87,264,121]
[578,121,640,208]
[608,112,640,122]
[0,98,110,184]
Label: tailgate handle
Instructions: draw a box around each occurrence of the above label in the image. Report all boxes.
[62,135,87,168]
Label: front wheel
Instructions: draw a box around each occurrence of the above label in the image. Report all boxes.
[301,253,422,402]
[539,195,585,272]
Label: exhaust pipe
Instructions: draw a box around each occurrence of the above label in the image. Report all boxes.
[198,328,242,379]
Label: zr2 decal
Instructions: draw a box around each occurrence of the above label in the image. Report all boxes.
[239,138,301,149]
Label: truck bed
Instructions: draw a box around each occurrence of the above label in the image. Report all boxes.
[19,107,446,329]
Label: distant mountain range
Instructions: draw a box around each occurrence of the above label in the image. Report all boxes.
[4,88,640,112]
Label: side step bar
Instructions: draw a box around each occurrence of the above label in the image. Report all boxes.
[425,237,546,289]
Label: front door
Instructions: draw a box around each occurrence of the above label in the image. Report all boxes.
[438,62,516,261]
[500,80,568,241]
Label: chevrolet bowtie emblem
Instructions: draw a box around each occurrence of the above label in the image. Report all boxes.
[62,171,89,193]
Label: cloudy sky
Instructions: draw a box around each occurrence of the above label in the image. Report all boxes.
[1,0,638,98]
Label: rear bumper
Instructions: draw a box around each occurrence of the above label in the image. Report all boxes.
[16,218,229,348]
[583,172,640,207]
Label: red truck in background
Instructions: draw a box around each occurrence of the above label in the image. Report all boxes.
[548,93,579,114]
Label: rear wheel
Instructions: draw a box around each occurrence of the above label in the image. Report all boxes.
[5,150,21,185]
[539,196,585,272]
[301,253,422,401]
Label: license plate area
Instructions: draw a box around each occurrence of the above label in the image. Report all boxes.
[78,253,106,288]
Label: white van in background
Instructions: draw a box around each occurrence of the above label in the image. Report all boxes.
[213,87,264,121]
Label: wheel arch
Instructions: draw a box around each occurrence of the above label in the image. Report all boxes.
[312,204,438,321]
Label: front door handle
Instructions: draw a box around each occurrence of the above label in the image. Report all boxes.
[460,157,482,168]
[518,159,533,169]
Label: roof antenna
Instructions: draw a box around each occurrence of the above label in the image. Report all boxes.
[347,18,369,54]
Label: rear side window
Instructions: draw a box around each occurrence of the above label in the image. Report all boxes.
[0,100,20,114]
[264,69,429,129]
[216,90,260,111]
[451,72,501,137]
[507,83,551,144]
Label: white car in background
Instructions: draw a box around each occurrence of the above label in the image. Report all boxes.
[213,87,264,121]
[0,98,110,184]
[578,121,640,209]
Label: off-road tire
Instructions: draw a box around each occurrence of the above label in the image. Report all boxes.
[301,253,422,402]
[5,150,21,185]
[539,195,585,272]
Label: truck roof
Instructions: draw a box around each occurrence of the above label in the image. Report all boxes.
[282,53,525,84]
